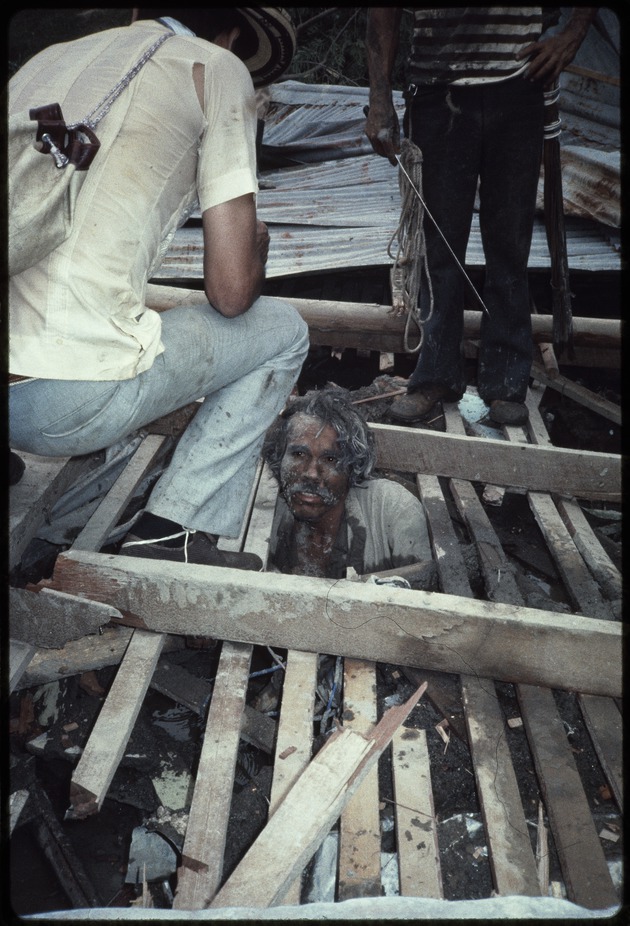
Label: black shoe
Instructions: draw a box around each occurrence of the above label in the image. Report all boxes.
[390,385,460,423]
[488,400,529,426]
[120,529,262,571]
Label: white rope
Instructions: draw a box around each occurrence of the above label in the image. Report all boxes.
[387,139,433,354]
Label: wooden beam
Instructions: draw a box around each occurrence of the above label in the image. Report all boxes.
[371,424,620,502]
[209,683,428,909]
[145,284,621,354]
[530,363,621,425]
[48,550,621,698]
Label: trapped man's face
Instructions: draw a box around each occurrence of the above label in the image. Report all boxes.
[279,413,350,523]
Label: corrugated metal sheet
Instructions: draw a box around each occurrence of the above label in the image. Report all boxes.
[157,12,620,284]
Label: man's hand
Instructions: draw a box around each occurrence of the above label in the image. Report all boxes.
[517,8,597,88]
[365,100,400,166]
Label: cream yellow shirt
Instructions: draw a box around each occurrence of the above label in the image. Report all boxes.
[9,21,258,380]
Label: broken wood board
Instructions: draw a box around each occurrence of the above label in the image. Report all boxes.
[10,587,122,649]
[48,549,622,698]
[338,659,381,900]
[174,642,252,911]
[392,727,443,898]
[371,424,620,502]
[9,453,96,570]
[209,682,428,909]
[146,285,621,355]
[13,628,183,691]
[268,649,318,904]
[67,629,165,819]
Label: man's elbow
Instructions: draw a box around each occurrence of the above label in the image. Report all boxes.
[205,281,260,317]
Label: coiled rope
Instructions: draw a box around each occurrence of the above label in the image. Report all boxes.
[387,138,433,353]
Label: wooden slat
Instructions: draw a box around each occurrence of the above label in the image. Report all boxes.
[268,649,318,905]
[338,658,381,900]
[417,470,540,897]
[444,405,618,910]
[68,629,165,819]
[174,641,252,910]
[578,694,623,811]
[392,727,443,898]
[530,362,621,425]
[518,684,618,910]
[209,684,427,910]
[49,549,622,698]
[372,423,620,502]
[73,434,167,552]
[462,678,541,896]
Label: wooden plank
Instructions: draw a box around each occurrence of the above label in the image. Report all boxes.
[209,683,428,909]
[392,727,443,898]
[338,659,381,900]
[371,423,620,503]
[14,628,185,690]
[530,362,621,425]
[67,629,165,819]
[462,678,540,896]
[518,684,618,910]
[174,641,252,911]
[9,454,95,570]
[504,422,615,621]
[48,549,622,698]
[418,468,540,897]
[578,694,623,812]
[72,434,167,552]
[444,420,618,910]
[10,587,122,649]
[268,649,318,905]
[524,393,622,609]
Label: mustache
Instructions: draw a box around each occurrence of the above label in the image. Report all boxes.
[283,480,337,506]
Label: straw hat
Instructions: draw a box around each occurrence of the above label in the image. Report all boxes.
[234,8,296,87]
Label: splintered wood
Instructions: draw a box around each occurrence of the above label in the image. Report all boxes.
[209,683,427,909]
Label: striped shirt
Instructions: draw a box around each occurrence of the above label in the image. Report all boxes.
[408,7,561,86]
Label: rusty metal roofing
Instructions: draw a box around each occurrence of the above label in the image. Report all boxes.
[157,11,620,284]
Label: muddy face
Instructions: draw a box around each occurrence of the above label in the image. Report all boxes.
[279,414,350,523]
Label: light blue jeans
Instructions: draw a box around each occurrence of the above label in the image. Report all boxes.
[10,297,309,538]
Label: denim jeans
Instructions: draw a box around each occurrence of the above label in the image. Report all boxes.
[10,297,309,537]
[405,76,544,403]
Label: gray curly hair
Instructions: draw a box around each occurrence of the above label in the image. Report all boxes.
[263,386,376,487]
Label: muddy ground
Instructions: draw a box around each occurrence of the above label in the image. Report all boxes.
[8,351,622,915]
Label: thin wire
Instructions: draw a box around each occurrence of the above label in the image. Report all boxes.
[395,154,491,317]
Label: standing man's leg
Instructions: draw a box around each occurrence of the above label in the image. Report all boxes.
[391,84,482,422]
[477,77,544,420]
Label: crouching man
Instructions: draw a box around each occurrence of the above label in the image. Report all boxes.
[262,387,435,587]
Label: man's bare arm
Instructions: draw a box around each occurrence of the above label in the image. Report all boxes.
[365,7,403,165]
[517,8,598,87]
[202,194,269,317]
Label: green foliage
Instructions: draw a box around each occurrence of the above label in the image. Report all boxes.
[286,7,412,89]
